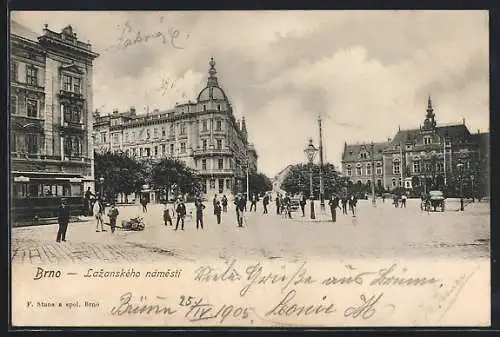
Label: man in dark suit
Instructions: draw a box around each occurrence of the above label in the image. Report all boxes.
[175,199,187,230]
[56,198,70,242]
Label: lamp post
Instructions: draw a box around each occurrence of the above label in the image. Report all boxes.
[304,138,318,220]
[457,162,464,211]
[371,142,376,206]
[99,177,104,200]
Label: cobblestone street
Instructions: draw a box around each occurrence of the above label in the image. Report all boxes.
[11,198,490,265]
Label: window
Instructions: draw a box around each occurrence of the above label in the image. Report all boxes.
[376,167,382,176]
[72,107,81,123]
[101,132,107,143]
[346,166,352,176]
[202,120,208,131]
[26,134,38,154]
[180,142,186,153]
[218,159,224,170]
[145,148,151,157]
[153,128,158,138]
[423,136,432,145]
[202,140,207,151]
[437,162,444,172]
[210,179,216,189]
[112,133,119,144]
[26,99,38,117]
[202,159,207,170]
[146,129,151,139]
[162,144,166,154]
[445,139,451,147]
[360,152,367,159]
[11,96,17,115]
[154,146,158,156]
[398,177,402,186]
[216,119,222,131]
[203,105,207,111]
[217,104,221,111]
[63,75,72,91]
[162,127,166,137]
[73,77,81,94]
[170,144,174,154]
[216,139,222,149]
[392,178,397,187]
[26,66,38,86]
[139,148,143,157]
[413,161,420,173]
[393,160,400,175]
[125,132,129,143]
[170,124,174,134]
[366,163,372,176]
[11,62,17,82]
[132,132,136,140]
[180,123,186,135]
[72,137,81,156]
[226,179,232,190]
[356,166,362,176]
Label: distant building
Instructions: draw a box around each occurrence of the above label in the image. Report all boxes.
[93,58,258,201]
[10,21,99,219]
[342,97,489,196]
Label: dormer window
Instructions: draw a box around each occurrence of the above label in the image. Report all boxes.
[423,136,432,145]
[360,152,368,160]
[203,105,207,111]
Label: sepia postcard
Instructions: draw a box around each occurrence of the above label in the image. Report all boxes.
[9,10,490,328]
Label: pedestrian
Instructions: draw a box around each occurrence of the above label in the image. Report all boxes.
[341,196,348,215]
[222,195,228,212]
[234,194,241,227]
[349,195,358,217]
[393,194,399,208]
[328,195,340,222]
[140,196,148,213]
[238,195,246,226]
[195,199,206,230]
[275,194,281,215]
[215,200,222,224]
[56,198,70,243]
[84,187,94,216]
[243,194,248,212]
[213,194,218,215]
[250,193,258,212]
[263,193,269,214]
[401,194,407,208]
[107,203,119,234]
[300,194,307,217]
[94,197,105,232]
[175,199,186,230]
[163,203,173,226]
[382,194,386,203]
[282,193,292,219]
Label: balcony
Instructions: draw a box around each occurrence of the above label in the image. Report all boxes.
[193,148,232,157]
[60,120,85,133]
[64,156,91,164]
[58,89,84,102]
[11,116,44,132]
[197,168,235,176]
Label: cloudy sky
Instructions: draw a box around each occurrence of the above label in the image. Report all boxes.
[11,11,489,177]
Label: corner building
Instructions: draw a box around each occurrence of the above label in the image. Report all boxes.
[10,21,99,220]
[93,58,258,201]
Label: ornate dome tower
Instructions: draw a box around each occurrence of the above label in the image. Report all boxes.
[197,57,228,102]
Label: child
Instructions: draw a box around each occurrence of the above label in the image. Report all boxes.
[107,203,119,234]
[163,204,173,226]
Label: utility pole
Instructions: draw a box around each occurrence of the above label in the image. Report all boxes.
[371,142,376,206]
[318,116,325,210]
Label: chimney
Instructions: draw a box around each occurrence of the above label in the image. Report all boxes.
[112,108,118,114]
[462,118,466,125]
[478,129,480,134]
[237,119,241,130]
[387,138,392,142]
[153,109,159,113]
[130,106,136,115]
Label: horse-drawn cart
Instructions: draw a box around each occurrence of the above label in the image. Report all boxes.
[422,190,446,212]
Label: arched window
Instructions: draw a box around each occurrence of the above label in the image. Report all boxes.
[346,165,352,176]
[366,163,372,176]
[393,159,400,175]
[392,178,397,187]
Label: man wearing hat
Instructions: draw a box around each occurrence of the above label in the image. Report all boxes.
[56,198,70,242]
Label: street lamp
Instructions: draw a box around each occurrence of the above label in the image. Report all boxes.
[457,162,464,211]
[99,177,104,200]
[304,138,318,219]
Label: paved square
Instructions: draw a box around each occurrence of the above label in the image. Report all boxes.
[11,198,489,265]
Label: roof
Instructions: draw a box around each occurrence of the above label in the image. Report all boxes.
[198,86,227,102]
[11,20,39,41]
[342,141,390,162]
[392,124,471,144]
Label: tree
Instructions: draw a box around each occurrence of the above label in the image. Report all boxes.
[280,163,343,198]
[151,158,199,201]
[248,172,272,195]
[94,150,145,201]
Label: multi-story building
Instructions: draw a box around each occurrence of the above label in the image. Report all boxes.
[342,97,489,196]
[10,21,99,219]
[93,58,258,200]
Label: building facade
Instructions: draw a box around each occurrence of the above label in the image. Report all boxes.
[342,97,489,196]
[10,21,99,219]
[93,58,258,200]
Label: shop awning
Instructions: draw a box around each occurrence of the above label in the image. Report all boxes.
[12,171,83,182]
